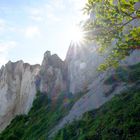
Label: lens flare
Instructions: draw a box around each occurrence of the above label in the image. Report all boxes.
[69,25,84,45]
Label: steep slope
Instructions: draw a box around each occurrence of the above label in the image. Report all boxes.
[50,48,140,135]
[0,62,139,140]
[53,86,140,140]
[0,91,83,140]
[0,61,40,132]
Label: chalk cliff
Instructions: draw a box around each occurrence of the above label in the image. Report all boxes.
[0,61,40,131]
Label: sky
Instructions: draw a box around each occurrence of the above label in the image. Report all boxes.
[0,0,87,66]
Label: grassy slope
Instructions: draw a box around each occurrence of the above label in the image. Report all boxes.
[52,63,140,140]
[0,91,83,140]
[53,87,140,140]
[0,63,140,140]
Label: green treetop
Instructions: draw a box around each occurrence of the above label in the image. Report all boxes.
[83,0,140,70]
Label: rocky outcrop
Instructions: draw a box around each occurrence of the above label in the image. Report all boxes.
[0,50,69,132]
[65,43,106,94]
[39,51,68,99]
[0,61,40,131]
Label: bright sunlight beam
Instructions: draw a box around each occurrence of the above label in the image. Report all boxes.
[68,25,84,45]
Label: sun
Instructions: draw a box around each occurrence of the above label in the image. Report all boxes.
[69,25,84,45]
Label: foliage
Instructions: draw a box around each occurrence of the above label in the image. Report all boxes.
[83,0,140,70]
[53,87,140,140]
[0,91,83,140]
[104,62,140,84]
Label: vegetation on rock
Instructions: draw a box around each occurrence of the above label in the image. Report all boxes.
[104,62,140,84]
[53,87,140,140]
[0,91,83,140]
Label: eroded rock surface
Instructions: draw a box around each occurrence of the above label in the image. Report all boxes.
[0,61,40,131]
[39,51,68,99]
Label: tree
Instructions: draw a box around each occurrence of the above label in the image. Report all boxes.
[83,0,140,70]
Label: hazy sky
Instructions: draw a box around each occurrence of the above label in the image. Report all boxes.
[0,0,87,66]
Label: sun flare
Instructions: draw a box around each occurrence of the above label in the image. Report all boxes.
[69,25,84,45]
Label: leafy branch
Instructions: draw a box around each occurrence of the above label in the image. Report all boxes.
[83,0,140,71]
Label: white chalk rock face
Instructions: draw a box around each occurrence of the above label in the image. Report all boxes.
[0,61,40,131]
[39,51,67,99]
[65,44,106,94]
